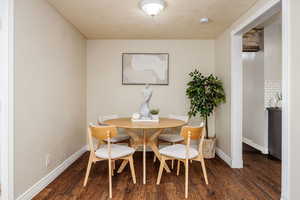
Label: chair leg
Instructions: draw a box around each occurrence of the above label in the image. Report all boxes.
[156,157,165,184]
[128,156,136,184]
[153,139,159,163]
[153,155,156,163]
[200,159,209,185]
[83,154,93,187]
[171,142,175,169]
[185,160,189,199]
[112,161,115,176]
[117,160,128,173]
[108,159,112,198]
[177,160,180,176]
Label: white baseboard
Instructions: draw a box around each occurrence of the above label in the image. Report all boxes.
[16,145,88,200]
[216,147,232,167]
[243,137,268,154]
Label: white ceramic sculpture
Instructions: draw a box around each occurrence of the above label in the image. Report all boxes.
[139,84,152,119]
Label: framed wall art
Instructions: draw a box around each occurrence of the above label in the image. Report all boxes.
[122,53,169,85]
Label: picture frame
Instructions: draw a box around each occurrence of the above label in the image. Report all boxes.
[122,53,169,85]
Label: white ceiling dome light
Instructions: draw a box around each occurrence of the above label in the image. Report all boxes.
[200,18,210,23]
[140,0,166,16]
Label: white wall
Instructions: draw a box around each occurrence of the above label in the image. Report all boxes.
[87,40,215,135]
[242,52,266,151]
[215,29,232,154]
[287,0,300,198]
[264,18,282,81]
[14,0,86,198]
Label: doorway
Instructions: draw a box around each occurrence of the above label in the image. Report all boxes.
[230,0,288,199]
[242,13,282,158]
[241,15,282,197]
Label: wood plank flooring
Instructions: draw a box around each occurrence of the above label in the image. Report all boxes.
[34,145,281,200]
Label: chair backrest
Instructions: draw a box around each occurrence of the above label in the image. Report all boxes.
[180,123,205,158]
[168,114,189,123]
[98,114,119,124]
[180,123,205,140]
[88,123,118,153]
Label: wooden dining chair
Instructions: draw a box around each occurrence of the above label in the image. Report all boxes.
[156,123,208,199]
[83,123,136,199]
[154,114,189,169]
[98,115,131,146]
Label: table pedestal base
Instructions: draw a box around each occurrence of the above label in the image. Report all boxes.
[117,128,171,184]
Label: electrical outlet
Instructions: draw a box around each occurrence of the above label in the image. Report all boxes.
[45,154,51,168]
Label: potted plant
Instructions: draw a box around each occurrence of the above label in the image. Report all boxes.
[150,109,160,120]
[186,69,226,158]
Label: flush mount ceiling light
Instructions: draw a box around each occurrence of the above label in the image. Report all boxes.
[139,0,166,16]
[200,18,210,23]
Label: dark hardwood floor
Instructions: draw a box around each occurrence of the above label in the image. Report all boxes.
[34,145,281,200]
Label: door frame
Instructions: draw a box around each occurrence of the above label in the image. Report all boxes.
[230,0,289,199]
[0,0,14,199]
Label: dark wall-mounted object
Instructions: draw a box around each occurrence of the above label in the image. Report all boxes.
[267,108,282,160]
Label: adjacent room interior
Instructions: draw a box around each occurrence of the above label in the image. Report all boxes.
[1,0,290,199]
[242,11,282,195]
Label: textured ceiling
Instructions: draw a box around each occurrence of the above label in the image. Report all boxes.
[48,0,258,39]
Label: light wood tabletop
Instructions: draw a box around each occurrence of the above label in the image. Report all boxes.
[104,117,187,184]
[104,117,186,129]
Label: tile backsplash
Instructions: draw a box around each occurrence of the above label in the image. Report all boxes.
[264,80,282,108]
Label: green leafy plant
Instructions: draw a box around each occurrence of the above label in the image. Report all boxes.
[150,109,159,115]
[186,69,226,138]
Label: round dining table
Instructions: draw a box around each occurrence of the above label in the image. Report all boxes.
[104,117,187,184]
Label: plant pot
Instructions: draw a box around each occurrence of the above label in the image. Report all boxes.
[151,114,159,120]
[203,137,216,159]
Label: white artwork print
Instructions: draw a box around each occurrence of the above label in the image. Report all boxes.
[122,53,169,85]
